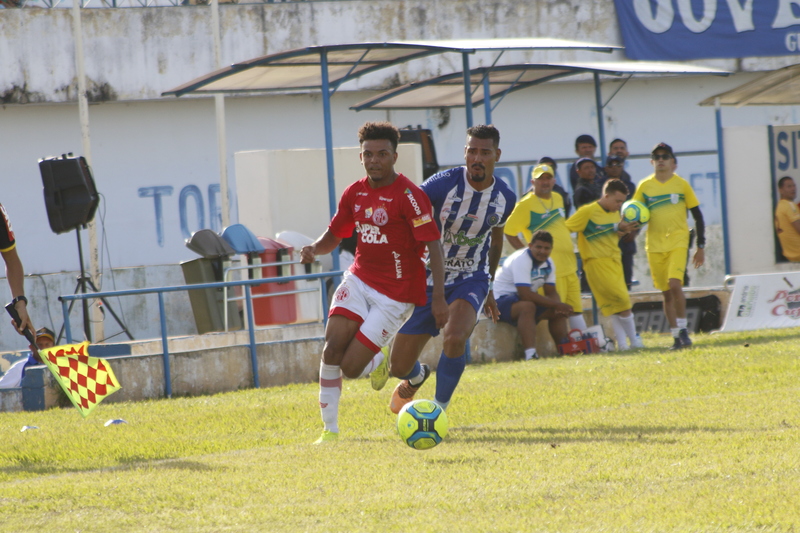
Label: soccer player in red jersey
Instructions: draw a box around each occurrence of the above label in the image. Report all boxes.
[300,122,448,444]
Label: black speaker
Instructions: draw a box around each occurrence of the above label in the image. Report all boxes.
[39,154,99,234]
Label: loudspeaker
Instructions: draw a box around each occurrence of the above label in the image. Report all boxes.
[39,154,99,234]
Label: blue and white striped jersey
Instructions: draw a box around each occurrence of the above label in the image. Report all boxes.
[420,166,517,285]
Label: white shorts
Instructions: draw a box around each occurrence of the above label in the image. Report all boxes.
[329,271,413,353]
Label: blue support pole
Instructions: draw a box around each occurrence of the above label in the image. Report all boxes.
[61,299,73,344]
[716,100,732,275]
[158,292,172,398]
[594,73,607,164]
[483,76,492,125]
[462,52,473,128]
[244,285,260,388]
[320,50,341,274]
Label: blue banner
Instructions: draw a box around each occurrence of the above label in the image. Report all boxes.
[614,0,800,60]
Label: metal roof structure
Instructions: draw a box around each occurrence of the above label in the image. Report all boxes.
[699,63,800,107]
[162,39,619,270]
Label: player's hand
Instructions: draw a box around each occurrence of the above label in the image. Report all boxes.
[432,294,449,330]
[484,291,500,323]
[12,300,34,336]
[693,247,705,268]
[555,302,574,317]
[300,244,316,264]
[618,220,639,234]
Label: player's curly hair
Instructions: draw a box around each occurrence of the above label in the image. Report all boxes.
[466,124,500,148]
[603,178,629,196]
[358,121,401,151]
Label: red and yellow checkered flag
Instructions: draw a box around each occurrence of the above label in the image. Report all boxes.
[40,341,121,418]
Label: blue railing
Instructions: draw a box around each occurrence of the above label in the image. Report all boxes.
[58,271,342,397]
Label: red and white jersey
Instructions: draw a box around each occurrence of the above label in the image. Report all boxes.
[329,174,440,306]
[0,203,16,253]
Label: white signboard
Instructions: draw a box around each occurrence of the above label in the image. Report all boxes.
[720,272,800,331]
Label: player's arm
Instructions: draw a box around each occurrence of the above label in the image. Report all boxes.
[2,247,34,335]
[542,283,574,317]
[505,234,526,250]
[425,239,449,329]
[300,229,343,264]
[689,206,706,268]
[483,226,505,323]
[516,284,569,313]
[791,218,800,234]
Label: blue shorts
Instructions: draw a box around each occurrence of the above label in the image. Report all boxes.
[496,293,547,326]
[399,277,489,337]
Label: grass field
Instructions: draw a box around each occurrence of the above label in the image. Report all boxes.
[2,328,799,532]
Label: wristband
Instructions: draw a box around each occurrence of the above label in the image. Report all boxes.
[488,280,494,291]
[11,295,27,307]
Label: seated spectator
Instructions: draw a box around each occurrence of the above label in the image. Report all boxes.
[0,327,56,389]
[569,134,599,190]
[493,230,572,361]
[775,176,800,262]
[573,157,602,209]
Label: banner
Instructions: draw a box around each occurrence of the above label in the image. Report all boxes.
[720,271,800,331]
[613,0,800,60]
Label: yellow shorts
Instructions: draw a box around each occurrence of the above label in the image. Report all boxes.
[584,257,631,317]
[554,272,582,315]
[647,248,688,292]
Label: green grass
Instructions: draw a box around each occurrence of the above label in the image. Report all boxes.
[2,328,799,532]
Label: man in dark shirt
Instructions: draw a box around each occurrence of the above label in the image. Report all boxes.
[572,158,603,209]
[605,155,638,289]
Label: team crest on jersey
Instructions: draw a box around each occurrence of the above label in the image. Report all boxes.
[488,213,501,226]
[365,207,373,218]
[334,285,350,303]
[671,194,679,204]
[372,207,388,226]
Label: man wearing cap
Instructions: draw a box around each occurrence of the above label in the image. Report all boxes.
[573,158,603,210]
[569,134,600,191]
[0,327,54,389]
[537,157,572,217]
[633,143,706,350]
[606,139,633,184]
[505,162,588,336]
[605,154,638,289]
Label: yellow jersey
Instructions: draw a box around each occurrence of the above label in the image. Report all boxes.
[565,201,621,261]
[504,192,576,278]
[775,199,800,261]
[633,173,699,253]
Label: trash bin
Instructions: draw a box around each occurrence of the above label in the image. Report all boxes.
[181,229,243,334]
[251,236,297,325]
[276,230,324,323]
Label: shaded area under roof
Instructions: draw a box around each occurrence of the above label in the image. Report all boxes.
[351,61,731,110]
[162,39,620,97]
[699,63,800,107]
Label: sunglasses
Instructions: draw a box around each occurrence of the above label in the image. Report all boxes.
[607,162,623,167]
[652,154,672,161]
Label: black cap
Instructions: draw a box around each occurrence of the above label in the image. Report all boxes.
[538,156,557,170]
[651,142,674,157]
[575,134,597,147]
[606,154,624,165]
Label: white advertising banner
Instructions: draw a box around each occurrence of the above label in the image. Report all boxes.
[721,272,800,332]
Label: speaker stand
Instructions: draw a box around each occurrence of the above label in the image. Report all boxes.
[56,227,134,345]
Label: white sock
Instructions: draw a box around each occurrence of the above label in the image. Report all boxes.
[319,362,342,433]
[358,351,383,378]
[611,315,629,350]
[524,348,537,360]
[671,327,681,338]
[619,314,638,345]
[569,314,587,332]
[676,318,688,330]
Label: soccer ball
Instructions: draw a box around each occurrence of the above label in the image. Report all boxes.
[397,399,449,450]
[621,200,650,224]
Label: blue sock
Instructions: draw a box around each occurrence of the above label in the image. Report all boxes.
[398,361,421,381]
[435,352,466,406]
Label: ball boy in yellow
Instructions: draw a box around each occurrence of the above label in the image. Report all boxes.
[633,143,706,350]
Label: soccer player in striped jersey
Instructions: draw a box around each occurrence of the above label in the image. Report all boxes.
[381,124,517,413]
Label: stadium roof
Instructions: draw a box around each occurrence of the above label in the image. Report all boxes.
[699,63,800,107]
[162,39,620,97]
[351,61,731,111]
